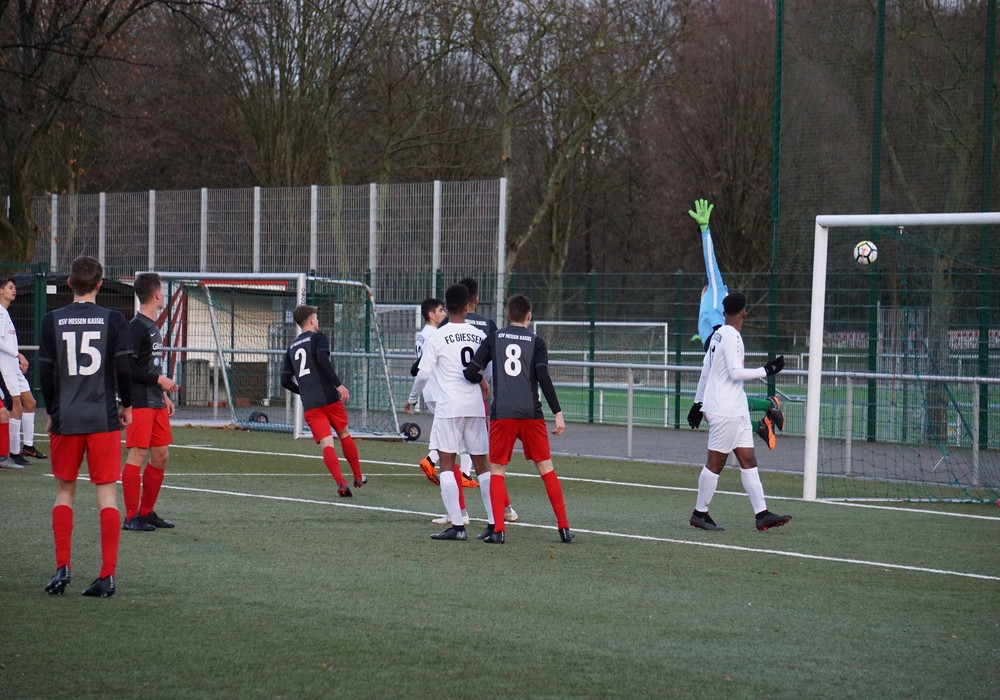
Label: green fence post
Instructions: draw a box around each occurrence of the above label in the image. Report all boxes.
[32,262,48,395]
[866,0,887,442]
[674,270,684,429]
[767,0,784,397]
[588,270,596,424]
[978,0,996,448]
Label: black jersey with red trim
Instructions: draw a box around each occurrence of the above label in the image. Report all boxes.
[440,311,497,338]
[128,313,167,409]
[280,330,343,410]
[39,302,131,435]
[468,324,561,420]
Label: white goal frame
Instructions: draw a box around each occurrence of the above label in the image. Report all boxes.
[145,271,307,427]
[804,212,1000,500]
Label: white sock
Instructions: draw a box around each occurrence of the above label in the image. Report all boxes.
[22,412,34,447]
[439,470,464,527]
[459,453,472,477]
[9,418,21,454]
[740,467,767,514]
[478,472,493,524]
[428,449,440,463]
[695,467,719,512]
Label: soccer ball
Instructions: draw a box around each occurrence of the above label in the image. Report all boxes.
[853,240,878,265]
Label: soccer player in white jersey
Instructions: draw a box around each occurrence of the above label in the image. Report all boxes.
[452,277,518,523]
[0,277,46,465]
[412,298,468,482]
[688,292,791,532]
[404,284,491,541]
[414,298,447,483]
[687,200,785,450]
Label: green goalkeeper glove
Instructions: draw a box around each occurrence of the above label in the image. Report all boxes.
[688,199,713,233]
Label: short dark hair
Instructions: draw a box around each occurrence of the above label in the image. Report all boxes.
[420,297,443,322]
[293,304,318,327]
[457,277,478,299]
[722,292,747,316]
[68,256,103,295]
[1,277,15,288]
[506,294,531,323]
[134,272,162,304]
[444,284,470,315]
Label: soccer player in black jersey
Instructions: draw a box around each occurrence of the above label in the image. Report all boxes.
[281,304,365,496]
[122,272,179,532]
[463,294,572,544]
[39,256,133,598]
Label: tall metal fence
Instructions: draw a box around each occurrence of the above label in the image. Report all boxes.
[26,179,506,309]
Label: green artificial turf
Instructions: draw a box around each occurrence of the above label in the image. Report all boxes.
[1,427,997,698]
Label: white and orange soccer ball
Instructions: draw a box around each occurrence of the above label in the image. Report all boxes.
[853,240,878,265]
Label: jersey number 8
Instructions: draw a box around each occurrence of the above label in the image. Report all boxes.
[504,344,522,376]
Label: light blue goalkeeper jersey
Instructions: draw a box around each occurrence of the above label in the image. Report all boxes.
[698,227,728,345]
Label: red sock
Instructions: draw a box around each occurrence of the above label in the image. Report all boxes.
[542,470,569,529]
[339,435,362,481]
[490,475,507,533]
[139,464,165,515]
[0,422,9,457]
[52,504,73,569]
[454,465,466,510]
[99,507,120,578]
[121,463,142,519]
[322,446,346,485]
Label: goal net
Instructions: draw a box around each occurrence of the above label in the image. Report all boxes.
[150,272,400,438]
[804,213,1000,503]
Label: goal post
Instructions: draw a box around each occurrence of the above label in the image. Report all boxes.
[805,212,1000,501]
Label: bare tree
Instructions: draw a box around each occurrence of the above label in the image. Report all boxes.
[444,0,687,274]
[0,0,189,261]
[653,0,776,276]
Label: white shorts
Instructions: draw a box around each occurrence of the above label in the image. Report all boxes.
[705,413,754,453]
[430,416,489,456]
[0,365,28,395]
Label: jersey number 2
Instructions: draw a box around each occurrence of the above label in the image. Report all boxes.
[61,331,102,376]
[294,347,311,377]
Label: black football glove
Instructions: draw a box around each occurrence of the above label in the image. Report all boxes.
[687,402,703,429]
[763,355,785,376]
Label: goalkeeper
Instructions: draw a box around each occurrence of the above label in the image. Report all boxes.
[687,199,785,449]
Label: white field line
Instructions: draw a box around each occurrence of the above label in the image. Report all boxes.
[158,482,1000,582]
[167,443,1000,522]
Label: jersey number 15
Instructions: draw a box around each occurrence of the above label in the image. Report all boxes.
[62,331,103,376]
